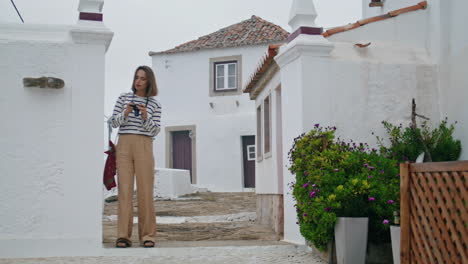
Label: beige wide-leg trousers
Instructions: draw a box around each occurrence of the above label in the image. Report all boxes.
[116,134,156,243]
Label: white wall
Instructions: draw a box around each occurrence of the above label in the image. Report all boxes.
[254,72,283,195]
[151,45,269,192]
[276,51,306,244]
[0,22,112,258]
[305,42,439,145]
[358,0,468,159]
[332,6,429,51]
[438,0,468,159]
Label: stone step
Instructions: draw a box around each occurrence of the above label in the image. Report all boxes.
[103,212,257,224]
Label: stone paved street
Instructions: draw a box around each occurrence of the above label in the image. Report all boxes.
[0,192,327,263]
[0,244,326,264]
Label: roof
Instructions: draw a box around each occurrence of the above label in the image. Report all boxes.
[150,15,289,55]
[322,1,428,37]
[243,44,281,98]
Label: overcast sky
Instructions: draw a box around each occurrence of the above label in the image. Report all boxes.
[1,0,362,113]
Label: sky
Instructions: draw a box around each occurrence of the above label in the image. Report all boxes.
[1,0,362,114]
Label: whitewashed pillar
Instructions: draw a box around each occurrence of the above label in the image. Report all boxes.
[65,0,113,256]
[275,0,334,245]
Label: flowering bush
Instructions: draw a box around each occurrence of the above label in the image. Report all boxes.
[289,125,399,251]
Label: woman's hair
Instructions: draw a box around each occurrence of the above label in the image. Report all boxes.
[131,65,158,97]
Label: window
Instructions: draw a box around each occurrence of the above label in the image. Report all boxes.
[369,0,383,7]
[215,62,237,91]
[264,95,271,155]
[256,106,262,160]
[247,145,256,161]
[209,55,242,97]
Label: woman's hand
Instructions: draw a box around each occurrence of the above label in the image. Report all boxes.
[124,103,134,117]
[137,104,148,120]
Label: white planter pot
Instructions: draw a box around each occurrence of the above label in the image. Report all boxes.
[390,225,401,264]
[334,217,368,264]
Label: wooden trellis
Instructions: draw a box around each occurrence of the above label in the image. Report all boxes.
[400,161,468,264]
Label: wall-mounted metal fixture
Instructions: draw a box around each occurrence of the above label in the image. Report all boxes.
[23,77,65,89]
[369,0,384,7]
[236,100,239,107]
[209,102,214,108]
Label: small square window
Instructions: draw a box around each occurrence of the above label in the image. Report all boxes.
[209,55,242,97]
[369,0,383,7]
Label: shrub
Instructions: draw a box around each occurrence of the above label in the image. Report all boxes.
[289,125,399,251]
[377,118,461,162]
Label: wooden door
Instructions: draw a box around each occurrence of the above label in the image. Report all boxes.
[172,131,192,182]
[242,136,256,188]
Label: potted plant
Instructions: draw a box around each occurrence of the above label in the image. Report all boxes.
[289,125,399,264]
[390,210,401,264]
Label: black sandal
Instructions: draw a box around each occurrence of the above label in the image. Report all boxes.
[116,238,131,248]
[143,240,155,248]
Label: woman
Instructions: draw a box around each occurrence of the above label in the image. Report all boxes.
[109,65,161,248]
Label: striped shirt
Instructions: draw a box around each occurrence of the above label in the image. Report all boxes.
[109,92,162,138]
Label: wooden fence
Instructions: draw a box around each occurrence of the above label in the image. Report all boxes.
[400,161,468,264]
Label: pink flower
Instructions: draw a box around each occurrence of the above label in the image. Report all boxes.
[363,163,369,167]
[325,207,331,212]
[309,191,316,198]
[368,197,375,201]
[369,166,375,170]
[303,182,309,188]
[383,219,389,225]
[388,200,394,204]
[368,175,373,179]
[334,169,339,172]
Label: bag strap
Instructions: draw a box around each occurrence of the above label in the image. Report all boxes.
[107,120,113,150]
[131,93,149,107]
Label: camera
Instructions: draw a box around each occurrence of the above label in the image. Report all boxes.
[131,104,140,116]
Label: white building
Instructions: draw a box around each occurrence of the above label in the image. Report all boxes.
[0,0,113,258]
[149,16,288,192]
[244,0,468,244]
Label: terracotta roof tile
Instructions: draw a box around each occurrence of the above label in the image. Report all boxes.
[151,16,288,55]
[244,44,281,95]
[322,1,427,38]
